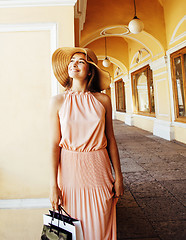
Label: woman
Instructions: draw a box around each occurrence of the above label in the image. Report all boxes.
[49,47,124,240]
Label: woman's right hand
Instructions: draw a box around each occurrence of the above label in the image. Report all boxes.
[50,185,63,210]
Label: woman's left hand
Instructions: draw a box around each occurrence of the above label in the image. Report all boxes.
[114,177,124,198]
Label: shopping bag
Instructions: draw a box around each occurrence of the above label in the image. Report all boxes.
[41,206,84,240]
[41,224,72,240]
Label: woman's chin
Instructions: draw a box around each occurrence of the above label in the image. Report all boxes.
[69,72,79,78]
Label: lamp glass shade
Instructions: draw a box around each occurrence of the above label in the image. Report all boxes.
[102,58,111,67]
[128,17,144,34]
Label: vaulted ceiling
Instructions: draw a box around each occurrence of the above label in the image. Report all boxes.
[78,0,168,74]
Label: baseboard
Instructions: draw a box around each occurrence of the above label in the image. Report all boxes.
[153,119,174,141]
[0,198,51,209]
[125,114,134,126]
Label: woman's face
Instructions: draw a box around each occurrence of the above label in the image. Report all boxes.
[68,53,90,81]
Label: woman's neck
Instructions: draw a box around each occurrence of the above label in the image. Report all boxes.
[71,79,88,92]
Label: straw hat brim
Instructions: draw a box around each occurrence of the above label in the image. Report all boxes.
[52,47,111,91]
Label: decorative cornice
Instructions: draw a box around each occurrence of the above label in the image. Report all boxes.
[166,40,186,55]
[0,0,77,8]
[74,0,87,32]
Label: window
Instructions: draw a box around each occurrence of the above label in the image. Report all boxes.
[131,65,155,115]
[171,47,186,122]
[115,79,126,112]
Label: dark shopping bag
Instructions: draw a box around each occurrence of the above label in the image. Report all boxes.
[41,224,71,240]
[41,206,84,240]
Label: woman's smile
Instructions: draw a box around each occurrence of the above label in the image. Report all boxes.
[68,53,90,80]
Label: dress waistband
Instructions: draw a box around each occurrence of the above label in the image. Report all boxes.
[61,147,107,154]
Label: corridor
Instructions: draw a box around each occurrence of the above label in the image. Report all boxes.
[114,120,186,240]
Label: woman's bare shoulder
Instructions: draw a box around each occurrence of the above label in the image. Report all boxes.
[93,92,110,102]
[92,92,111,112]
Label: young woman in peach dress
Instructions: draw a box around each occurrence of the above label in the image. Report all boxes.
[49,47,124,240]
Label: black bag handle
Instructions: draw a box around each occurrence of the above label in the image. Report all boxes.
[50,205,73,227]
[58,205,72,218]
[49,208,61,236]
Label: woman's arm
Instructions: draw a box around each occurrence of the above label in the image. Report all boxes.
[49,95,63,210]
[103,94,124,197]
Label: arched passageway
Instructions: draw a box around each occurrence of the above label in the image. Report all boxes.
[75,0,186,145]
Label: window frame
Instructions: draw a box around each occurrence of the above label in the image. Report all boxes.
[170,47,186,123]
[115,79,126,112]
[131,65,155,117]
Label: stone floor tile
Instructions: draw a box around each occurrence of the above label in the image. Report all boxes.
[151,220,186,240]
[117,190,138,208]
[139,158,186,171]
[148,169,186,181]
[139,160,170,171]
[121,159,145,173]
[157,153,186,162]
[136,196,186,221]
[129,153,160,163]
[129,181,170,198]
[160,180,186,206]
[117,207,158,239]
[177,150,186,157]
[125,171,155,185]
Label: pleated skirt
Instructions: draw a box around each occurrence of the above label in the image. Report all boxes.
[58,148,117,240]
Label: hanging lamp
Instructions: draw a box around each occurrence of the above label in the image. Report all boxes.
[128,0,144,34]
[102,37,111,68]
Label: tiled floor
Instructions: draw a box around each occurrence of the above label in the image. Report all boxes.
[114,120,186,240]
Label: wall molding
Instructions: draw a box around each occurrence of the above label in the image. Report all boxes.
[0,23,58,95]
[133,114,155,120]
[114,75,124,82]
[170,15,186,45]
[130,48,150,68]
[173,121,186,129]
[129,59,151,74]
[153,71,167,78]
[149,56,167,71]
[0,198,51,209]
[0,0,77,8]
[166,40,186,55]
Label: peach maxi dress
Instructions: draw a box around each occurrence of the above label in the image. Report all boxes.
[58,90,117,240]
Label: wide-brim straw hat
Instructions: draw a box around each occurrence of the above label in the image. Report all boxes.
[52,47,111,91]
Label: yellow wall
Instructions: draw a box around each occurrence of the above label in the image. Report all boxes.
[174,125,186,144]
[115,112,125,122]
[0,5,75,199]
[0,30,51,199]
[133,115,154,133]
[163,0,186,47]
[0,6,75,47]
[0,208,48,239]
[128,40,150,70]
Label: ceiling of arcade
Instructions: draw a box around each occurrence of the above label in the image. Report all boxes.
[77,0,168,74]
